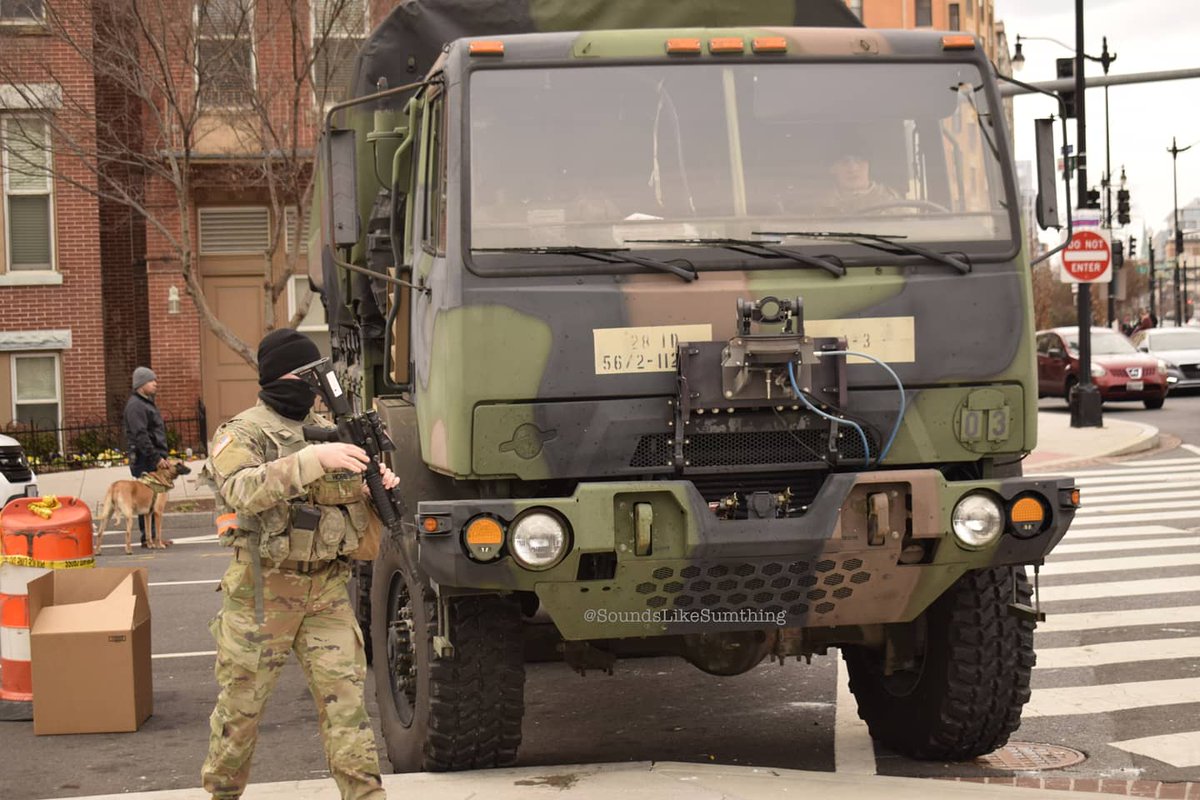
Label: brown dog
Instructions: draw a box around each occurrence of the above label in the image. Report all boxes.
[94,461,192,555]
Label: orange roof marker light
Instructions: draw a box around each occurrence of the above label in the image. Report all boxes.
[751,36,789,53]
[709,37,745,54]
[469,40,505,56]
[666,37,702,55]
[942,35,976,50]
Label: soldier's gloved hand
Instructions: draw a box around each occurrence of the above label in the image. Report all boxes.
[312,442,370,473]
[364,463,400,497]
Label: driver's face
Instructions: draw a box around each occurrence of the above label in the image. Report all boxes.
[831,154,871,192]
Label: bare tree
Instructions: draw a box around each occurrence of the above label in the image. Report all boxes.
[0,0,364,367]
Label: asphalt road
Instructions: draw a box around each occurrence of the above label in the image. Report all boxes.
[5,394,1200,798]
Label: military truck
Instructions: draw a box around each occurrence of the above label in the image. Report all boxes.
[308,0,1078,773]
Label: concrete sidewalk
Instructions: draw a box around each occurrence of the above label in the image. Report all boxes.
[49,761,1100,800]
[1025,410,1160,471]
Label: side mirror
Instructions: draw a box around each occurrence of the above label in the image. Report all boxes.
[1034,118,1060,230]
[1047,347,1065,360]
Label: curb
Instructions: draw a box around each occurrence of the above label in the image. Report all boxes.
[1028,421,1161,472]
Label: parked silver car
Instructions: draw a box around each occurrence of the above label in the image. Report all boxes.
[1131,327,1200,390]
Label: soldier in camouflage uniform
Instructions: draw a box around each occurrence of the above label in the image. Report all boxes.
[200,329,395,800]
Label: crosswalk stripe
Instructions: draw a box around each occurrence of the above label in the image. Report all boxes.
[1052,537,1200,554]
[1043,552,1200,575]
[1069,510,1200,527]
[1074,471,1200,487]
[1062,525,1191,540]
[1076,489,1200,504]
[1110,731,1200,769]
[1024,677,1200,717]
[1038,605,1200,633]
[1183,444,1200,458]
[1045,456,1200,474]
[1040,576,1200,602]
[1076,499,1200,516]
[1036,636,1200,669]
[1082,480,1200,496]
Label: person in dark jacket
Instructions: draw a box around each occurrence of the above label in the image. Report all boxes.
[124,366,169,547]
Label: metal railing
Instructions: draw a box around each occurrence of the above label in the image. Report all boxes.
[1,414,208,474]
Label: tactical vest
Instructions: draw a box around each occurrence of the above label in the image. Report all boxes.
[208,404,369,563]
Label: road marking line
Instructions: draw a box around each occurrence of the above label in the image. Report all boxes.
[1110,730,1200,768]
[1040,576,1200,602]
[834,656,876,775]
[1035,636,1200,669]
[149,579,221,587]
[152,651,217,660]
[1060,459,1200,477]
[1076,490,1200,505]
[100,534,218,550]
[1038,605,1200,633]
[1024,677,1200,717]
[1063,525,1191,540]
[1052,536,1200,554]
[1184,444,1200,457]
[1082,481,1200,496]
[1073,471,1200,487]
[1076,499,1200,516]
[1043,552,1200,575]
[1069,511,1200,527]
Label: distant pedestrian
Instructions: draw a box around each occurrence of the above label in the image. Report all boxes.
[124,367,168,548]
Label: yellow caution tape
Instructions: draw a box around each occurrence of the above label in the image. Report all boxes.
[0,554,95,569]
[27,496,62,520]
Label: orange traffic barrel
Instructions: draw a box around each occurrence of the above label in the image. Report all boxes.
[0,496,94,721]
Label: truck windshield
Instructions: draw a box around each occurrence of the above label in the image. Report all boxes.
[469,61,1013,254]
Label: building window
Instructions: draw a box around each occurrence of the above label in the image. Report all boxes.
[915,0,932,26]
[0,0,43,22]
[2,117,54,272]
[848,0,863,20]
[12,352,60,427]
[312,0,367,105]
[287,275,331,356]
[196,0,254,108]
[948,3,961,30]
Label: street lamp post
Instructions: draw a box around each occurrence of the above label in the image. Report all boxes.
[1169,137,1192,325]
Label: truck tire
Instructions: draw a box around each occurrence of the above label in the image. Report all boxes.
[347,560,373,663]
[842,566,1035,761]
[370,531,525,772]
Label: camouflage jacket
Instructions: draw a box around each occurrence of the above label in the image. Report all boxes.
[202,402,369,563]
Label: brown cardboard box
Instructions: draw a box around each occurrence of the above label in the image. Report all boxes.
[27,567,152,735]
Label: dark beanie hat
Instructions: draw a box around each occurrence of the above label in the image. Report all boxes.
[257,329,321,385]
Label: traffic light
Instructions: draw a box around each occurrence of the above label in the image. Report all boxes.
[1177,228,1186,258]
[1112,239,1124,268]
[1056,58,1076,118]
[1128,236,1137,258]
[1117,188,1131,226]
[1086,188,1100,208]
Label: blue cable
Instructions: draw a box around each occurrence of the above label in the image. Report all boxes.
[787,361,871,468]
[814,350,907,464]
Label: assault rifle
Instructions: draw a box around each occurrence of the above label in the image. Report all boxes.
[295,357,404,532]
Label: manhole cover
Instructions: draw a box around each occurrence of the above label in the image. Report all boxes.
[975,742,1087,771]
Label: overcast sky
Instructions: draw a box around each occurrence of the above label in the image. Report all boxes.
[999,0,1200,240]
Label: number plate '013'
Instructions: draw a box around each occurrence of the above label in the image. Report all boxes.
[593,324,714,375]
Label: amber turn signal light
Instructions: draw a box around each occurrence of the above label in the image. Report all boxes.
[469,40,505,56]
[709,37,745,54]
[666,38,702,54]
[463,516,504,562]
[751,36,788,53]
[942,35,976,50]
[1009,496,1047,538]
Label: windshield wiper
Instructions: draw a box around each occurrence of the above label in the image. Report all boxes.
[624,237,845,278]
[473,246,697,282]
[754,230,972,275]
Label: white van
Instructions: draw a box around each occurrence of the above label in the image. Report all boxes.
[0,433,39,508]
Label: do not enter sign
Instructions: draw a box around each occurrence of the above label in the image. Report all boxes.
[1061,230,1112,284]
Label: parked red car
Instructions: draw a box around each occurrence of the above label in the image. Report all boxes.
[1036,327,1167,409]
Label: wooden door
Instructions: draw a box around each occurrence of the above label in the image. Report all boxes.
[199,276,263,438]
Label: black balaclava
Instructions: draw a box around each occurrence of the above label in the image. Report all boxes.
[257,329,321,421]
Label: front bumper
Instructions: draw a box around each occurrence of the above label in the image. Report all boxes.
[418,470,1077,640]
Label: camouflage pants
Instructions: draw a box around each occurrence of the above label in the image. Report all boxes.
[201,558,385,800]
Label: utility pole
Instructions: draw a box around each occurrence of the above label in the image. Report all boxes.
[1170,136,1192,324]
[1148,230,1157,324]
[1097,37,1117,326]
[1071,0,1102,427]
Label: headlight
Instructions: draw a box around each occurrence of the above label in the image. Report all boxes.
[1090,364,1106,378]
[952,493,1004,548]
[510,511,569,569]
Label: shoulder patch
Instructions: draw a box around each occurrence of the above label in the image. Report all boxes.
[213,433,233,457]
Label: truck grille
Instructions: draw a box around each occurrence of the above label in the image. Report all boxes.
[630,429,872,470]
[0,446,33,483]
[635,557,872,618]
